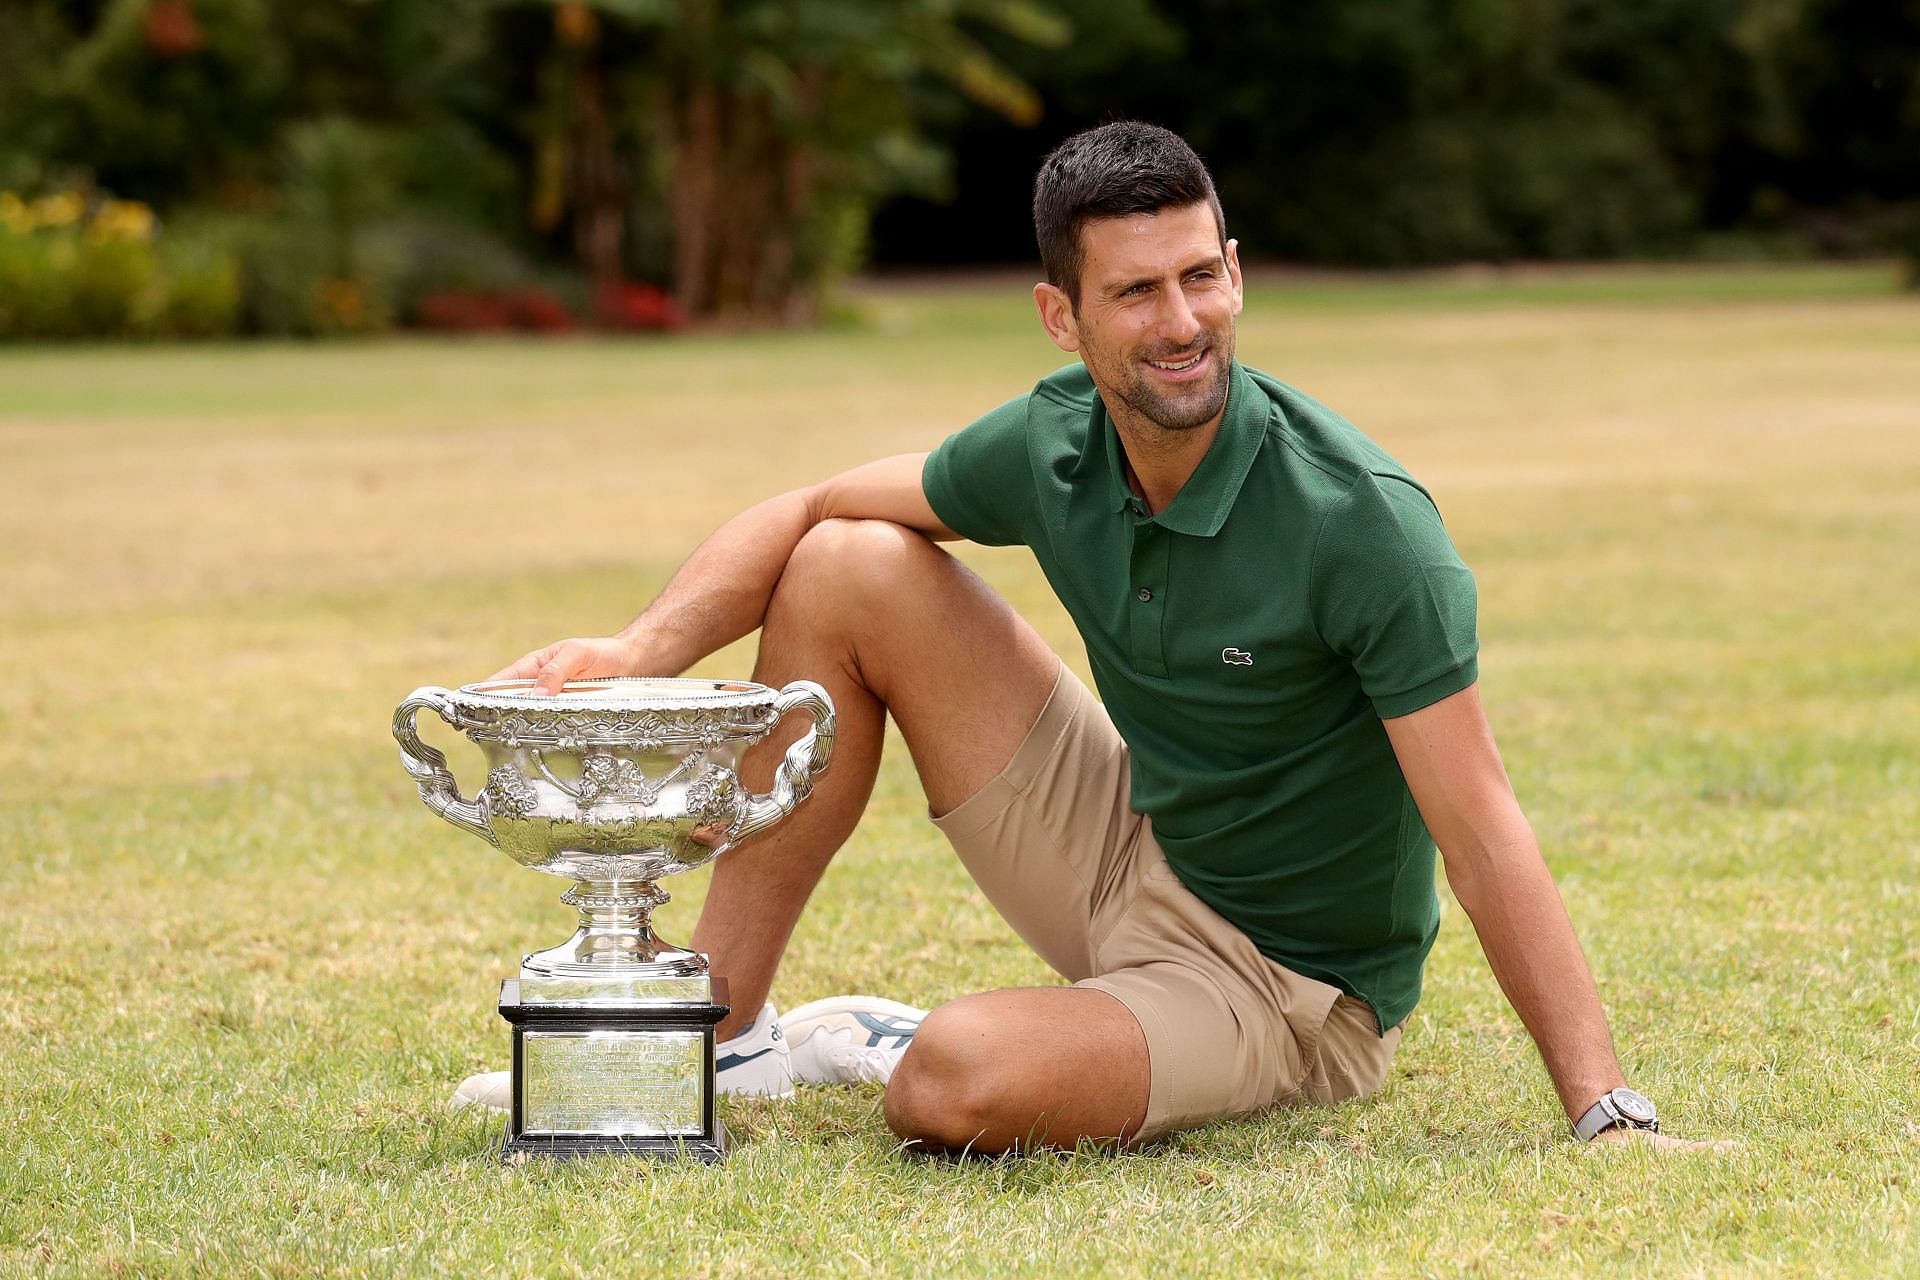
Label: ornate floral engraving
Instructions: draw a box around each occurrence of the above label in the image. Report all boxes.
[575,755,654,805]
[483,763,540,817]
[565,854,633,882]
[683,767,743,827]
[461,704,773,749]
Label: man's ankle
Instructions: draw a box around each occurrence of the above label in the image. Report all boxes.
[716,1002,769,1044]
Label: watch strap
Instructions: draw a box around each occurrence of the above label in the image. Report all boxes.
[1573,1094,1622,1141]
[1574,1089,1659,1141]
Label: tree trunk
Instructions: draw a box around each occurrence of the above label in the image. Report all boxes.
[671,75,720,318]
[571,59,624,291]
[668,14,823,325]
[752,65,820,323]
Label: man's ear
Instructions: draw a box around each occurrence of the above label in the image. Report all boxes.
[1224,238,1244,317]
[1033,282,1081,353]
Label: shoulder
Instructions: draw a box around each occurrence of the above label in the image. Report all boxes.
[1245,365,1430,501]
[1031,362,1099,416]
[1234,367,1458,574]
[951,363,1095,443]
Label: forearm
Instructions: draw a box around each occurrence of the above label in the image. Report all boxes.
[1448,834,1626,1121]
[616,488,820,674]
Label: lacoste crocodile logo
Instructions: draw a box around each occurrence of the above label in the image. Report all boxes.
[1221,648,1253,666]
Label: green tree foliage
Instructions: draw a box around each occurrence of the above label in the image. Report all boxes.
[888,0,1920,267]
[28,0,289,203]
[0,0,1914,332]
[499,0,1072,320]
[0,0,1078,323]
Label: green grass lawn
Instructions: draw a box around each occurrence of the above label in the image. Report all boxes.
[2,263,1917,1278]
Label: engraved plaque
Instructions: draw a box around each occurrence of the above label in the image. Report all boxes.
[519,973,713,1006]
[521,1030,705,1136]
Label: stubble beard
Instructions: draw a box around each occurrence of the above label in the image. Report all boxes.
[1096,321,1236,434]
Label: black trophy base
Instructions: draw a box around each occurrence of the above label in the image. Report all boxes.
[502,1121,730,1163]
[497,975,730,1163]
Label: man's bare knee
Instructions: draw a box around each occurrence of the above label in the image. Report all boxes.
[883,1000,1008,1151]
[784,517,942,604]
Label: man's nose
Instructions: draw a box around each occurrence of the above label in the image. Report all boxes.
[1156,286,1202,347]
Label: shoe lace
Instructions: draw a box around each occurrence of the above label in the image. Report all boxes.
[827,1043,900,1085]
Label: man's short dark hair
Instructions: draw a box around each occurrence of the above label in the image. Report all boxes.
[1033,121,1226,307]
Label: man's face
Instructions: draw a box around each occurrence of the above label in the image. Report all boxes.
[1035,202,1243,433]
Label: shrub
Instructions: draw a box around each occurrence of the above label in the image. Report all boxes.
[370,217,555,328]
[0,189,249,340]
[179,212,394,338]
[594,281,681,331]
[62,230,158,333]
[154,236,240,337]
[0,190,170,338]
[1883,206,1920,290]
[511,288,573,332]
[412,287,575,333]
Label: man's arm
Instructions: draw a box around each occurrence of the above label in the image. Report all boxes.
[1383,683,1714,1148]
[490,452,952,690]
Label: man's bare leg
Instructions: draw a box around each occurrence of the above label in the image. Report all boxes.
[882,986,1149,1153]
[686,519,1150,1150]
[688,517,1055,1036]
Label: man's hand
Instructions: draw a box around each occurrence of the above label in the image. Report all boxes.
[487,635,644,694]
[1588,1128,1738,1153]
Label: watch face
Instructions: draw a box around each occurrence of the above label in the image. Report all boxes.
[1612,1088,1657,1124]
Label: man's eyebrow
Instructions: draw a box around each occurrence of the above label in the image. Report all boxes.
[1102,273,1158,298]
[1103,253,1226,298]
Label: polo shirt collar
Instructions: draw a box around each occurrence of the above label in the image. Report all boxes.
[1101,359,1270,536]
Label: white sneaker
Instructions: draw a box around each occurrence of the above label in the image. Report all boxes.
[715,1002,795,1099]
[447,1001,796,1114]
[780,995,926,1086]
[450,1069,511,1114]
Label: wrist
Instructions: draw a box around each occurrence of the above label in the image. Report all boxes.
[613,624,698,678]
[1573,1087,1659,1141]
[610,630,658,675]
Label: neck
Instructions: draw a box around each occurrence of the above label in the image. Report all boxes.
[1108,398,1226,515]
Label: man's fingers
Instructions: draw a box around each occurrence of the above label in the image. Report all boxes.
[486,635,632,692]
[532,640,590,695]
[486,648,553,683]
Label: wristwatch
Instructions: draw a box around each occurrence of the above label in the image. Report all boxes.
[1573,1087,1659,1141]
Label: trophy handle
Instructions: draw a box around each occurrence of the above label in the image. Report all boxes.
[718,680,837,852]
[393,687,497,846]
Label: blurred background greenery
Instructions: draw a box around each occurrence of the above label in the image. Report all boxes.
[1,0,1916,340]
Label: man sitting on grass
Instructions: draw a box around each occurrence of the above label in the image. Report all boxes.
[458,121,1705,1152]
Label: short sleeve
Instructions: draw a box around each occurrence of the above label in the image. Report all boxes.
[1311,472,1479,719]
[921,395,1034,547]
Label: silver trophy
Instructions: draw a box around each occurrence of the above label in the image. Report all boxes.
[393,676,835,1160]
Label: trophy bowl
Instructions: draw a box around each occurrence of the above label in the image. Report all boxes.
[394,676,835,980]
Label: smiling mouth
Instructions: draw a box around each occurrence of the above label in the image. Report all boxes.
[1146,348,1208,373]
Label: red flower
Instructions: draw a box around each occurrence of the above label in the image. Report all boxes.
[594,281,682,332]
[146,0,204,58]
[413,289,574,333]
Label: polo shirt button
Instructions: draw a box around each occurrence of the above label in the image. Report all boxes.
[1137,587,1153,602]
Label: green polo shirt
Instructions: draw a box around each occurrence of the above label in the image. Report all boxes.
[922,360,1478,1034]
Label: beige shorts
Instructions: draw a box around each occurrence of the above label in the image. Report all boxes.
[932,664,1404,1141]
